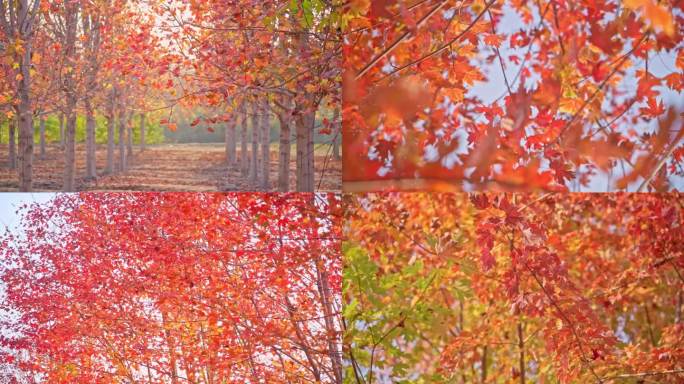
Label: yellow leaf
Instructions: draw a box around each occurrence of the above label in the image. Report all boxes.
[559,98,583,114]
[624,0,674,36]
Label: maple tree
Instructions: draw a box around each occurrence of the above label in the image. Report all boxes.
[344,193,684,382]
[0,0,41,191]
[343,0,684,192]
[140,0,342,191]
[0,192,343,383]
[0,0,172,191]
[2,0,341,192]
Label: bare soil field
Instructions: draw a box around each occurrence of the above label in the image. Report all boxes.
[0,143,340,191]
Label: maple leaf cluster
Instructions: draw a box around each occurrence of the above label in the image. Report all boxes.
[343,0,684,192]
[0,193,342,383]
[344,193,684,383]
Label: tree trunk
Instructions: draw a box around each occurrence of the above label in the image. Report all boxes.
[39,116,46,160]
[106,89,116,174]
[59,113,65,149]
[82,12,100,181]
[225,112,236,166]
[8,119,17,170]
[295,32,316,192]
[63,112,77,192]
[284,295,322,382]
[161,312,179,384]
[333,134,340,161]
[315,257,343,383]
[249,102,258,183]
[277,111,291,192]
[518,322,525,384]
[295,111,315,192]
[240,103,249,176]
[118,106,127,172]
[139,113,146,151]
[481,345,488,384]
[126,112,133,165]
[260,99,270,190]
[62,3,79,192]
[17,41,34,191]
[85,100,97,179]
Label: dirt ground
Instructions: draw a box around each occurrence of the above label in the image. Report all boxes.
[0,143,341,192]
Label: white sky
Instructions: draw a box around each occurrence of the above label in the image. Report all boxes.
[0,193,56,233]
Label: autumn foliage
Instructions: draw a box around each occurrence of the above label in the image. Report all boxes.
[0,193,342,383]
[344,193,684,382]
[343,0,684,191]
[1,0,341,192]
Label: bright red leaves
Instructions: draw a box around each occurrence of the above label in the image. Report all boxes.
[0,193,342,383]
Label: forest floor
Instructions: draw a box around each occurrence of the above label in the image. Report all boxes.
[0,143,341,191]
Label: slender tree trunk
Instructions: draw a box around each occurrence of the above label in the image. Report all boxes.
[225,112,236,166]
[249,102,258,183]
[481,345,488,384]
[146,360,153,384]
[295,32,316,192]
[332,133,340,160]
[277,111,291,191]
[284,295,322,382]
[296,117,306,191]
[8,119,17,170]
[82,12,101,181]
[39,116,46,160]
[139,113,146,151]
[179,335,197,384]
[518,322,525,384]
[17,41,34,191]
[59,113,65,149]
[240,103,249,176]
[118,106,127,172]
[261,98,270,190]
[106,89,116,174]
[307,112,315,190]
[126,111,133,165]
[161,312,179,384]
[315,257,343,383]
[63,112,77,192]
[2,0,39,189]
[295,111,315,191]
[62,3,79,192]
[85,100,97,179]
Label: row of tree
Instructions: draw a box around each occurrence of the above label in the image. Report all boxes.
[169,0,341,191]
[0,0,341,191]
[0,0,164,191]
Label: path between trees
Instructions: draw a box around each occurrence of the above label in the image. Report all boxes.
[0,143,341,191]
